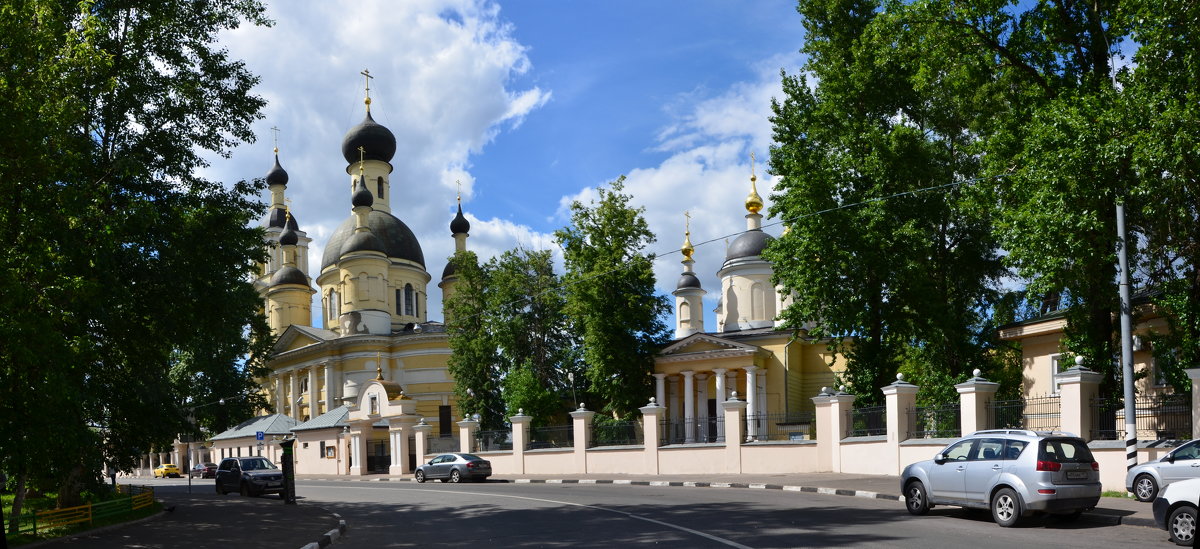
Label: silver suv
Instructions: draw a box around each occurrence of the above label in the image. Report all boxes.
[901,429,1101,527]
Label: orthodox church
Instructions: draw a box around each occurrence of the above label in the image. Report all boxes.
[651,164,843,442]
[233,82,470,473]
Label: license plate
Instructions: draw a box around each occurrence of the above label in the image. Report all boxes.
[1066,471,1088,480]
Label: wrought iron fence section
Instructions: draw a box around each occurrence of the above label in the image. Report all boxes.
[528,424,574,450]
[749,412,815,441]
[907,403,961,439]
[846,405,887,437]
[989,395,1060,431]
[660,416,724,444]
[1090,393,1192,440]
[590,420,644,447]
[476,429,512,451]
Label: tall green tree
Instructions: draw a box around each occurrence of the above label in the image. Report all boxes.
[488,248,577,424]
[556,177,670,418]
[0,0,271,514]
[444,250,506,430]
[767,0,1006,405]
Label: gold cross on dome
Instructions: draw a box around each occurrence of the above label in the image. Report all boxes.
[361,69,374,110]
[456,180,462,203]
[684,210,691,234]
[284,198,292,220]
[750,152,757,180]
[270,125,280,153]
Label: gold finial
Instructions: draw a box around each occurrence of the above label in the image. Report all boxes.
[356,146,366,189]
[375,352,383,380]
[360,69,374,111]
[745,152,763,214]
[456,180,462,204]
[284,198,292,220]
[270,125,280,154]
[681,210,694,261]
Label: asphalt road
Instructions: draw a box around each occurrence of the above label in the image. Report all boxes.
[293,480,1164,548]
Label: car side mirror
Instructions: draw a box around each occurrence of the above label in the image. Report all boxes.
[1166,454,1175,464]
[934,453,947,465]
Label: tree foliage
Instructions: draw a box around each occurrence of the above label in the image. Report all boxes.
[556,177,670,418]
[0,0,272,512]
[771,0,1200,403]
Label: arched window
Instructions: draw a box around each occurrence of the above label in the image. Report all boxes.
[404,284,414,316]
[679,301,691,322]
[751,282,766,320]
[377,176,385,200]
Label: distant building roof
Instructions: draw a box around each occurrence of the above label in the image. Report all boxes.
[291,405,350,432]
[210,413,298,441]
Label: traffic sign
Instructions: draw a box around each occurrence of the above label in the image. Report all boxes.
[256,431,264,441]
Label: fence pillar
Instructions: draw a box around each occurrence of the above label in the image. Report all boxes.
[457,418,479,454]
[722,393,747,474]
[1189,369,1200,440]
[570,405,595,473]
[882,374,918,475]
[813,387,854,473]
[639,398,664,474]
[1056,365,1102,440]
[956,370,999,434]
[510,410,532,475]
[413,421,432,468]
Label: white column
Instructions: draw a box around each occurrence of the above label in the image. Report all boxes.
[288,370,299,418]
[653,373,667,411]
[307,366,318,418]
[713,368,727,402]
[669,376,682,423]
[683,371,695,443]
[351,433,362,475]
[275,375,284,415]
[744,366,758,441]
[696,373,710,442]
[324,362,335,412]
[389,431,399,468]
[757,369,768,417]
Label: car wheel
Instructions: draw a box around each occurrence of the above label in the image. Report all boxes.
[905,481,930,516]
[1133,474,1159,502]
[415,470,425,483]
[449,470,462,484]
[991,487,1021,528]
[1168,505,1197,546]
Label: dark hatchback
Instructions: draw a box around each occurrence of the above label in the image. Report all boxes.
[215,456,284,497]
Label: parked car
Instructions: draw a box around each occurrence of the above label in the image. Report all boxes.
[215,456,284,497]
[414,453,491,483]
[901,429,1101,527]
[1127,439,1200,502]
[1153,476,1199,546]
[153,464,181,478]
[190,462,218,479]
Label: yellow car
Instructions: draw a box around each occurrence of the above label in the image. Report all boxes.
[154,464,181,478]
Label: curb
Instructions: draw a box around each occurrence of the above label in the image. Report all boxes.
[299,511,349,549]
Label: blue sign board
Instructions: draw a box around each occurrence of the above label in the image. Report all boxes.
[256,431,264,441]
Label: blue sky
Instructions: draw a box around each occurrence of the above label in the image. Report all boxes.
[201,0,807,328]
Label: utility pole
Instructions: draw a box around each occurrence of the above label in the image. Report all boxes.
[1117,202,1137,471]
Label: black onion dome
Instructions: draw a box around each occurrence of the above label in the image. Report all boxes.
[266,155,288,186]
[441,262,457,279]
[340,230,387,256]
[676,272,701,290]
[270,265,308,287]
[725,230,774,262]
[267,207,288,228]
[351,177,374,208]
[279,224,298,246]
[341,111,396,164]
[450,204,470,235]
[321,210,425,270]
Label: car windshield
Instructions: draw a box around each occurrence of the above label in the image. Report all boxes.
[242,458,277,471]
[1039,438,1093,463]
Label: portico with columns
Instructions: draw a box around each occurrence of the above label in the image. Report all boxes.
[342,368,421,476]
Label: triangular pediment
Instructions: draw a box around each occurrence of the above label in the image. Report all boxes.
[658,333,758,358]
[272,325,335,353]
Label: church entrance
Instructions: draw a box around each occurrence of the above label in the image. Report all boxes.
[365,439,390,474]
